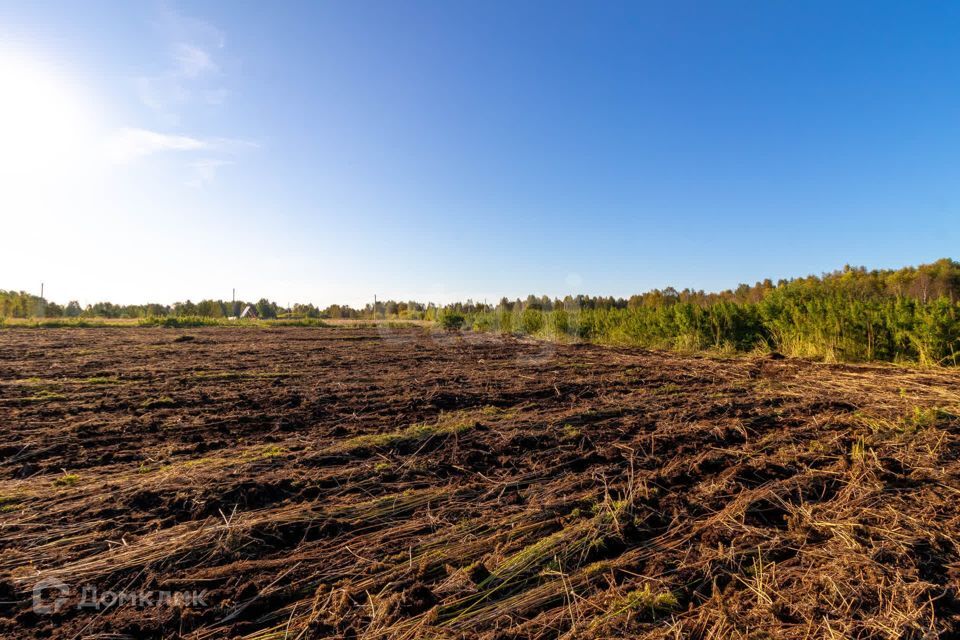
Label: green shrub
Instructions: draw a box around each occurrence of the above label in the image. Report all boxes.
[472,316,493,332]
[497,309,514,334]
[520,308,544,334]
[138,316,221,328]
[440,312,466,331]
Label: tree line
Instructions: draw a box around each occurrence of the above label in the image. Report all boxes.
[0,293,443,322]
[3,258,960,363]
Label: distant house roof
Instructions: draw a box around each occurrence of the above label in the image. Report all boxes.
[240,305,258,319]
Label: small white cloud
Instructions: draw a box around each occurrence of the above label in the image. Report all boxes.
[106,127,209,164]
[116,9,252,183]
[172,43,218,78]
[157,5,226,50]
[137,9,227,120]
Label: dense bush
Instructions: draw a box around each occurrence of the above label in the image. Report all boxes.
[460,260,960,365]
[520,308,544,334]
[464,295,960,364]
[138,316,222,328]
[440,312,466,331]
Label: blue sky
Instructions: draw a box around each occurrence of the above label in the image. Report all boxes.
[1,1,958,307]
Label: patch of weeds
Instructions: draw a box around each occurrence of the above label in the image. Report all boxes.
[584,560,612,575]
[0,495,22,513]
[859,406,957,439]
[333,415,476,452]
[53,473,80,487]
[906,406,954,429]
[605,584,678,619]
[180,456,220,469]
[141,396,177,410]
[484,499,634,590]
[74,376,120,385]
[246,445,287,461]
[482,529,569,585]
[374,461,392,473]
[138,316,219,328]
[480,405,516,419]
[148,456,220,474]
[654,383,682,395]
[24,390,65,402]
[560,423,581,442]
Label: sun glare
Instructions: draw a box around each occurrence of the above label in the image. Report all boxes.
[0,51,101,190]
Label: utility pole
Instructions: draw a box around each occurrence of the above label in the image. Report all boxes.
[373,294,377,320]
[40,282,44,300]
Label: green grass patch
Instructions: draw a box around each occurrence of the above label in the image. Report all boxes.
[1,318,120,328]
[138,316,222,328]
[0,495,23,512]
[859,406,957,438]
[24,390,66,402]
[53,473,80,487]
[654,383,682,395]
[560,423,581,441]
[604,584,678,619]
[262,318,329,327]
[73,376,121,385]
[332,415,477,452]
[244,445,287,461]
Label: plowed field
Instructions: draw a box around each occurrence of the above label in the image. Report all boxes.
[1,327,959,639]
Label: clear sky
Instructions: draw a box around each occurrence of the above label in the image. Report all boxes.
[1,1,958,307]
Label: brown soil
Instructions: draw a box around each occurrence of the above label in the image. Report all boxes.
[1,326,959,639]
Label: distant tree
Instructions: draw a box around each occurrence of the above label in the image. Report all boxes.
[196,300,225,318]
[176,301,198,317]
[292,303,320,318]
[256,298,278,319]
[145,303,169,317]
